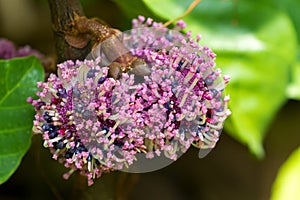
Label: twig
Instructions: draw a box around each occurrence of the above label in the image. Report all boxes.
[163,0,201,27]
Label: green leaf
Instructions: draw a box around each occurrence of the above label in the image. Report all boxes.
[287,0,300,41]
[287,60,300,100]
[142,0,298,157]
[113,0,157,21]
[269,0,300,41]
[0,56,44,184]
[274,0,300,101]
[271,146,300,200]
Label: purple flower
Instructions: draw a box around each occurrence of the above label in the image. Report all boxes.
[0,38,16,59]
[16,45,44,60]
[29,16,230,185]
[0,38,44,59]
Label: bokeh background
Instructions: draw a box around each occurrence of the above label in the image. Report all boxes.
[0,0,300,199]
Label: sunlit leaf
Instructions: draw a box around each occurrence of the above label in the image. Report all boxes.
[269,0,300,41]
[271,146,300,200]
[287,61,300,100]
[270,0,300,101]
[141,0,298,157]
[0,56,44,184]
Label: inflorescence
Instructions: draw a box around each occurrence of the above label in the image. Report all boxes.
[28,16,231,185]
[0,38,44,60]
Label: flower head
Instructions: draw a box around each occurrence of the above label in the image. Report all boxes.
[29,16,230,185]
[0,38,44,60]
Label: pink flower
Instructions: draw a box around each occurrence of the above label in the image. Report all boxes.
[29,16,230,185]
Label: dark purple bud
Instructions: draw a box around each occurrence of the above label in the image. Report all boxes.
[55,140,65,149]
[98,77,106,84]
[43,111,52,123]
[57,88,67,98]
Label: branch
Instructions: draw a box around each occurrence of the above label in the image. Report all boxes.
[48,0,92,62]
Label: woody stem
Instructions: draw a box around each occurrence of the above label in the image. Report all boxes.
[48,0,92,62]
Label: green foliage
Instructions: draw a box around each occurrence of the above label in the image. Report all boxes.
[271,147,300,200]
[287,60,300,100]
[115,0,299,157]
[113,0,155,20]
[273,0,300,40]
[273,0,300,100]
[0,56,44,184]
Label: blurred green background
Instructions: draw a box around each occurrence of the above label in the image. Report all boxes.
[0,0,300,199]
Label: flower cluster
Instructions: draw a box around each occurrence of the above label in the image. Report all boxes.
[0,38,44,60]
[29,16,230,185]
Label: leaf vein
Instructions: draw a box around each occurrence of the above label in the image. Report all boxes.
[0,126,32,134]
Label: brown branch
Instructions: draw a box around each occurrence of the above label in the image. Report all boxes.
[47,0,139,79]
[48,0,92,62]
